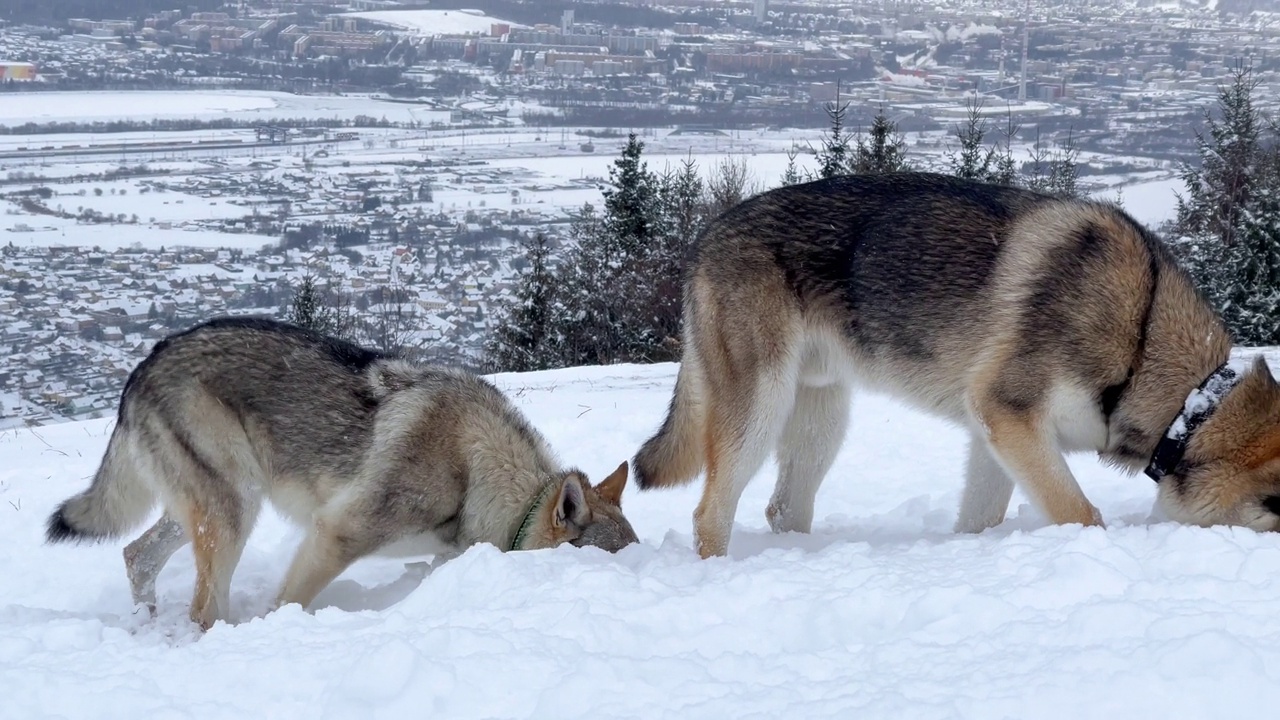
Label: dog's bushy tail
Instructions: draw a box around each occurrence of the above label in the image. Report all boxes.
[634,357,705,490]
[46,422,154,544]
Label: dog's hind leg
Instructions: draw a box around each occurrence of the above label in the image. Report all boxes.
[767,381,852,535]
[185,492,260,630]
[954,429,1016,533]
[170,438,264,628]
[694,370,797,559]
[124,512,189,614]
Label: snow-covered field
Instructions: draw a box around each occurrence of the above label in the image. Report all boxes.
[5,355,1280,718]
[0,89,1194,250]
[345,9,526,35]
[0,90,452,125]
[1,220,279,251]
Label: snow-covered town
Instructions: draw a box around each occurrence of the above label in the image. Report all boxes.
[0,0,1277,430]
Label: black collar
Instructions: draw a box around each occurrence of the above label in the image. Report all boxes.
[1144,359,1248,483]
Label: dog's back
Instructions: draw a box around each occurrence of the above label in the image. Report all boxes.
[693,172,1036,358]
[689,173,1177,403]
[132,316,386,491]
[47,317,387,545]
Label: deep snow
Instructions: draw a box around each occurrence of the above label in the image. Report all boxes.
[4,357,1280,719]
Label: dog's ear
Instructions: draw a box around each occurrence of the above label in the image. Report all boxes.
[554,474,590,529]
[1252,355,1277,386]
[594,461,628,507]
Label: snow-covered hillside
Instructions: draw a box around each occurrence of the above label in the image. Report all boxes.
[4,356,1280,719]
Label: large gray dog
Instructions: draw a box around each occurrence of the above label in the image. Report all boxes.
[635,172,1280,558]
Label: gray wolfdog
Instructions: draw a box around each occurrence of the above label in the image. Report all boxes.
[634,172,1280,558]
[46,317,637,628]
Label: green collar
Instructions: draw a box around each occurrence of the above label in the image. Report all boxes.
[509,480,558,552]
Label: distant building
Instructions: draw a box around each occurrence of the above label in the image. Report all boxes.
[0,62,37,81]
[754,0,768,24]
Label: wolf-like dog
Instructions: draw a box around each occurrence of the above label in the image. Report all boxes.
[634,172,1280,558]
[46,317,637,628]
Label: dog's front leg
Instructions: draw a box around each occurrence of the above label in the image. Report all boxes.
[274,509,387,613]
[971,397,1104,529]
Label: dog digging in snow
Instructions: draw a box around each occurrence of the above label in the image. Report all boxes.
[45,317,637,630]
[633,171,1280,559]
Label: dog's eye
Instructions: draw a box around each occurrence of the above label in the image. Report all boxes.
[1262,495,1280,516]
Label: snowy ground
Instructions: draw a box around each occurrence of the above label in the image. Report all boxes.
[0,90,453,126]
[4,354,1280,719]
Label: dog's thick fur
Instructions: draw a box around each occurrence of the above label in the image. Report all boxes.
[46,317,637,628]
[634,172,1280,558]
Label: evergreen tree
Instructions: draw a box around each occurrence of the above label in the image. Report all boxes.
[780,147,803,186]
[548,136,693,366]
[949,97,999,182]
[648,159,706,357]
[286,274,354,340]
[1175,63,1263,249]
[491,142,719,369]
[990,122,1019,187]
[1173,63,1280,345]
[661,158,707,256]
[550,203,621,366]
[485,232,557,372]
[1227,152,1280,344]
[850,107,911,175]
[947,97,1019,186]
[811,83,852,180]
[286,274,332,333]
[1047,131,1081,198]
[1024,129,1082,198]
[602,133,663,251]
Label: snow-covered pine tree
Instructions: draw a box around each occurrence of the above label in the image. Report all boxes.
[1172,63,1280,346]
[1047,131,1081,199]
[646,158,706,360]
[949,97,1000,182]
[811,83,852,180]
[990,111,1020,188]
[287,274,336,335]
[547,202,615,367]
[850,106,911,175]
[780,147,803,186]
[539,135,661,368]
[947,97,1019,187]
[483,231,557,372]
[1226,153,1280,344]
[602,133,663,255]
[1175,63,1262,250]
[1024,130,1052,193]
[659,157,705,263]
[1024,128,1082,199]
